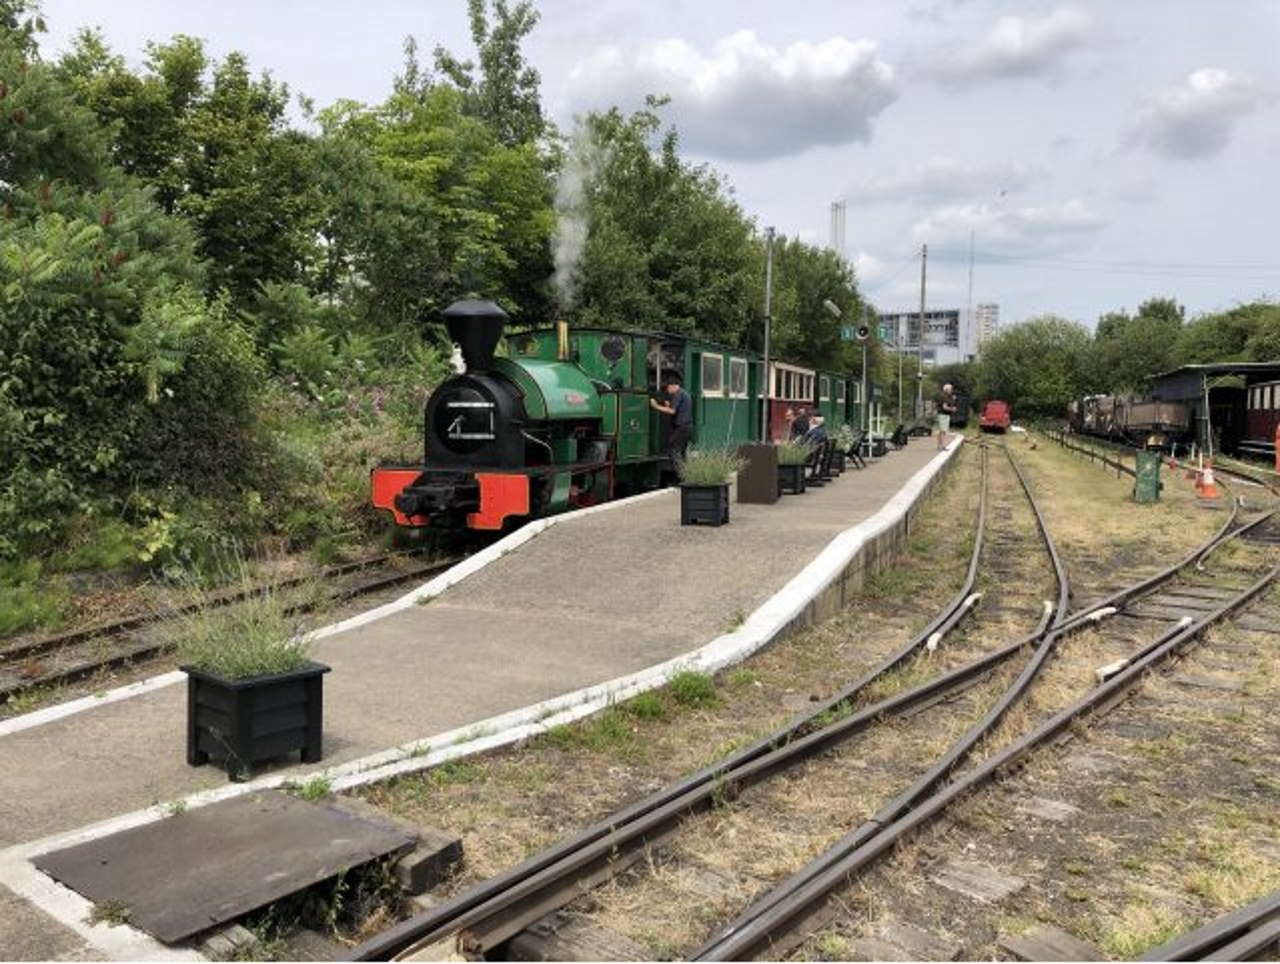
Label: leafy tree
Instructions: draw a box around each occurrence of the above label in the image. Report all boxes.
[0,13,264,556]
[975,316,1096,417]
[325,82,553,329]
[62,34,323,309]
[1174,300,1280,365]
[565,103,756,344]
[1092,296,1184,391]
[432,0,545,146]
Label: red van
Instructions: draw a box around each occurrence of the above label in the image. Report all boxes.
[980,400,1011,433]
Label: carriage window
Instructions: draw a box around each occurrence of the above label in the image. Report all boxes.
[820,376,830,400]
[729,358,748,397]
[837,381,846,403]
[701,354,724,396]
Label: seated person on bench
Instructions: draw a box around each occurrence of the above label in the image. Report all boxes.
[802,415,828,446]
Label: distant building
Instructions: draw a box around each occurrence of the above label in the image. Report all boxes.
[975,303,999,351]
[878,308,970,366]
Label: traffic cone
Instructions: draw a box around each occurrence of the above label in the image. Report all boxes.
[1199,459,1220,499]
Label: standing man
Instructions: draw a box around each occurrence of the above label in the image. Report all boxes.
[936,382,957,449]
[651,371,693,462]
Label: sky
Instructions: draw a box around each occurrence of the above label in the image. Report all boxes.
[38,0,1280,331]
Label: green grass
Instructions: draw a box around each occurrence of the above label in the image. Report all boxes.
[0,582,70,637]
[727,668,760,688]
[169,563,315,679]
[669,670,718,708]
[623,691,667,720]
[286,775,332,801]
[541,707,639,757]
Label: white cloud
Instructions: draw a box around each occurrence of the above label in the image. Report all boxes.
[937,6,1093,83]
[852,251,887,284]
[567,30,898,161]
[850,156,1041,205]
[912,199,1107,256]
[1123,68,1274,160]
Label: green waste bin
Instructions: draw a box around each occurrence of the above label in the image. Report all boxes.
[1134,449,1162,503]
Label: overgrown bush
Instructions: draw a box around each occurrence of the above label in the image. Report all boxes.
[676,448,745,486]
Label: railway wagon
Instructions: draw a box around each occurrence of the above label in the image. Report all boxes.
[372,299,868,534]
[766,361,816,441]
[979,400,1011,433]
[1243,380,1280,459]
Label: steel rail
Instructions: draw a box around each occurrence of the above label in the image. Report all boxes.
[354,444,1251,962]
[1141,888,1280,961]
[349,446,998,961]
[0,558,458,706]
[695,443,1070,960]
[0,549,443,667]
[695,556,1280,961]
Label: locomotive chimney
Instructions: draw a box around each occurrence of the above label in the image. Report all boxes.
[442,298,508,372]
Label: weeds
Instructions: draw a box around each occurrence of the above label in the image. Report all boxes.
[623,691,666,720]
[86,899,131,927]
[669,670,717,708]
[287,775,332,802]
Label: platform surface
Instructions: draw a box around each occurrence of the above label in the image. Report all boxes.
[0,441,951,958]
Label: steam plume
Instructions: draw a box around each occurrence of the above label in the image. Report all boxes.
[551,125,608,312]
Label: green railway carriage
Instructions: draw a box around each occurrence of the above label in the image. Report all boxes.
[372,302,868,535]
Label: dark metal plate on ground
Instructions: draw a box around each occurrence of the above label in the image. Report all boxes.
[34,790,412,944]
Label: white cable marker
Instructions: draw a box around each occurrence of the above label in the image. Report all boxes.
[925,592,982,653]
[1094,659,1128,683]
[1085,606,1118,623]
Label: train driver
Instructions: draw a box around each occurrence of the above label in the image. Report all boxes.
[650,371,693,461]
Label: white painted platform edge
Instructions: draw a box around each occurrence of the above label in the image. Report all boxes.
[0,439,959,961]
[0,486,672,739]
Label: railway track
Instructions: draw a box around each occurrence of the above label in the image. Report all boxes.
[0,552,461,709]
[345,445,1089,961]
[1141,888,1280,961]
[351,440,1277,962]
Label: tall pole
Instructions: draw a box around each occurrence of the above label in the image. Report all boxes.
[966,229,975,357]
[917,243,927,421]
[896,319,903,424]
[861,303,870,444]
[761,226,775,442]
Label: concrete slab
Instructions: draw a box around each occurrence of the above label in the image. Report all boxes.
[1172,674,1245,693]
[931,859,1026,902]
[999,924,1103,961]
[1017,796,1081,822]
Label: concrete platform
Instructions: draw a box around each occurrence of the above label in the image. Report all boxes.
[0,439,959,959]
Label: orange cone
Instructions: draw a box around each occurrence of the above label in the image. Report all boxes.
[1199,460,1220,499]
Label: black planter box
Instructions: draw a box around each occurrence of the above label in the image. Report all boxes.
[779,463,807,495]
[183,661,330,781]
[680,483,730,526]
[831,451,846,474]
